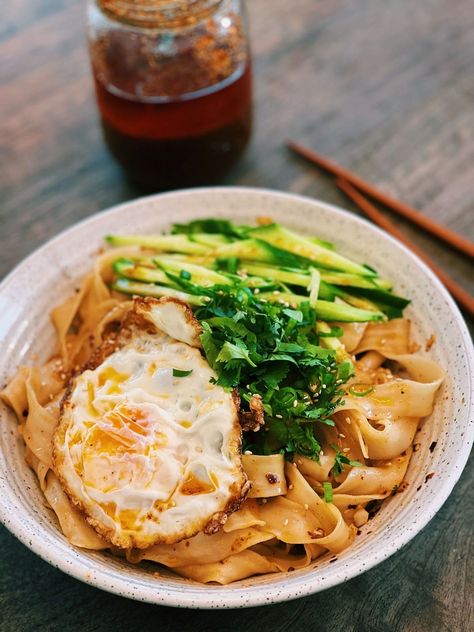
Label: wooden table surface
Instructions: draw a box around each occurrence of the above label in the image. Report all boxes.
[1,1,473,630]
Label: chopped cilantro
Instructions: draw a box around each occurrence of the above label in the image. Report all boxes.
[171,218,247,239]
[181,280,349,460]
[331,444,362,477]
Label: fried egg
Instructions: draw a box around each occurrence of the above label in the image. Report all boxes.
[53,298,248,549]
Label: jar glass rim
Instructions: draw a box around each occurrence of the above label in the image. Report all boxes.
[97,0,224,28]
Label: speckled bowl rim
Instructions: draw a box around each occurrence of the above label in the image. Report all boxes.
[0,186,472,608]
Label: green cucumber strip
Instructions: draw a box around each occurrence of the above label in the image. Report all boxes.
[106,234,212,255]
[111,279,208,306]
[247,224,376,277]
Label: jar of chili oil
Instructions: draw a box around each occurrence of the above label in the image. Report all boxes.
[87,0,252,189]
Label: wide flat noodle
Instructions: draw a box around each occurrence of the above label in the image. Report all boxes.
[354,319,410,355]
[43,472,107,549]
[285,463,356,553]
[334,449,412,496]
[173,550,284,584]
[338,321,368,353]
[135,528,275,567]
[334,409,419,461]
[242,454,287,498]
[338,354,444,419]
[21,377,57,469]
[51,275,92,361]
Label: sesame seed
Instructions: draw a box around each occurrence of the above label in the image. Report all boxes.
[304,503,309,510]
[275,414,283,419]
[273,290,280,295]
[283,519,289,526]
[253,288,260,294]
[288,484,294,490]
[244,450,253,455]
[338,433,346,439]
[293,400,298,408]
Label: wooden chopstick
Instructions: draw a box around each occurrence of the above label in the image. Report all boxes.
[335,178,474,316]
[288,140,474,259]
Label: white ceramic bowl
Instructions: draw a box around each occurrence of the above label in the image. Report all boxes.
[0,187,472,608]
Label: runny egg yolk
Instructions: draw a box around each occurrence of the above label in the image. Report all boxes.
[180,471,216,495]
[81,403,169,493]
[98,367,129,395]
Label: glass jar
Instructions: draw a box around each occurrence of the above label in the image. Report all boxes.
[87,0,252,189]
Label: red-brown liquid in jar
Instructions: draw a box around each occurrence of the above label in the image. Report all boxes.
[93,63,252,190]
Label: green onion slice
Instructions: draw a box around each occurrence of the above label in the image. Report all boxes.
[172,369,193,377]
[348,383,375,397]
[323,481,333,503]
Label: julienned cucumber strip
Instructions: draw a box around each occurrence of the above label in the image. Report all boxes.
[343,286,410,309]
[258,291,385,322]
[213,238,305,268]
[238,264,394,298]
[105,234,214,255]
[240,262,310,287]
[246,224,376,277]
[317,271,392,291]
[113,259,169,284]
[153,255,233,286]
[315,300,384,322]
[111,278,208,306]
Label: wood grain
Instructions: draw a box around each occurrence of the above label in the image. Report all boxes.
[0,0,473,630]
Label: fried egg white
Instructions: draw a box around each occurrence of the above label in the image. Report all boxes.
[53,298,248,549]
